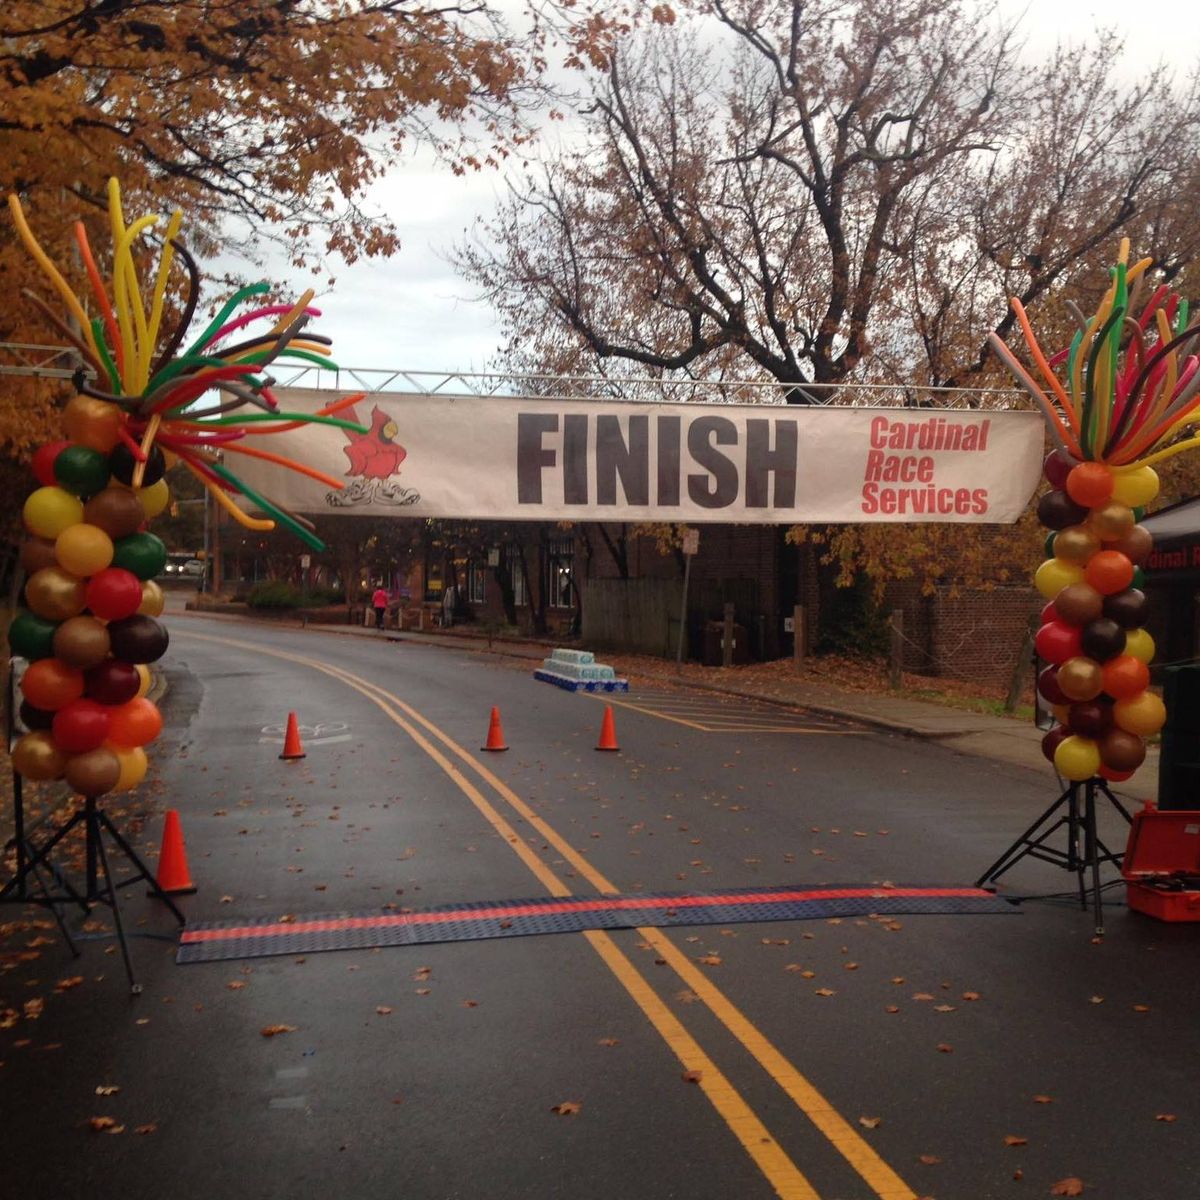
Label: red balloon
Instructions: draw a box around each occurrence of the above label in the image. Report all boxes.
[1035,620,1083,665]
[1041,725,1070,763]
[51,699,112,754]
[1037,665,1068,705]
[1084,550,1134,596]
[1043,449,1076,489]
[1040,600,1058,626]
[1100,654,1150,700]
[1099,764,1134,782]
[85,567,143,621]
[107,697,163,748]
[31,440,71,487]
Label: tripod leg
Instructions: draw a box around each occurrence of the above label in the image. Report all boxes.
[27,856,80,958]
[1085,783,1104,936]
[91,813,141,994]
[976,786,1073,886]
[98,810,186,925]
[0,812,89,913]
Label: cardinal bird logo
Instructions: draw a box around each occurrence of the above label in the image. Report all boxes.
[325,403,420,508]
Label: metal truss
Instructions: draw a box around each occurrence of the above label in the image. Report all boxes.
[0,342,1021,408]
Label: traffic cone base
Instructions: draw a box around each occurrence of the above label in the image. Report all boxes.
[152,809,196,896]
[596,705,619,752]
[482,705,508,751]
[280,711,306,760]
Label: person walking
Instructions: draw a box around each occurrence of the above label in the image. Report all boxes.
[371,585,389,630]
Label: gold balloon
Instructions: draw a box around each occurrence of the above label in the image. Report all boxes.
[20,536,58,575]
[1109,524,1153,566]
[63,396,124,453]
[55,522,114,577]
[52,615,112,669]
[12,731,67,781]
[64,747,122,797]
[135,664,152,698]
[1088,501,1136,542]
[138,580,165,617]
[1057,656,1104,702]
[25,566,87,621]
[1053,525,1100,566]
[83,487,146,539]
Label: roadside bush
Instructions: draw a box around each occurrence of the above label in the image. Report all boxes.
[246,580,306,609]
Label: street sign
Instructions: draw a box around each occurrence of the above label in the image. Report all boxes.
[682,529,700,556]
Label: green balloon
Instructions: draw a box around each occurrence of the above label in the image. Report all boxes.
[53,444,111,497]
[111,531,167,581]
[8,610,58,660]
[1131,565,1146,589]
[1133,506,1146,522]
[1044,531,1056,558]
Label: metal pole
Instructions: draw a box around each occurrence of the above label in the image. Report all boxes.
[676,552,693,667]
[201,486,211,595]
[888,609,904,689]
[722,602,735,668]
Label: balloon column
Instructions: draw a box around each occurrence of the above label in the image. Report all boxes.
[989,238,1200,784]
[6,178,366,800]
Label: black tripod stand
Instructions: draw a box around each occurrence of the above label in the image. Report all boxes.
[976,779,1134,934]
[1,781,185,992]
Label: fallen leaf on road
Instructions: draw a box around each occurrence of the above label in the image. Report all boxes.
[227,981,246,991]
[1088,995,1104,1004]
[134,1124,157,1135]
[682,1069,703,1084]
[597,1038,619,1047]
[375,1006,393,1015]
[933,1004,956,1013]
[1132,1004,1150,1012]
[415,988,431,996]
[912,993,934,1001]
[87,1116,122,1133]
[885,1005,900,1014]
[1155,1113,1177,1122]
[676,990,699,1004]
[1003,1135,1027,1147]
[936,1044,953,1053]
[962,991,981,1001]
[219,895,233,904]
[1050,1178,1084,1196]
[859,1116,881,1129]
[260,1024,297,1038]
[462,1000,479,1008]
[550,1101,581,1116]
[843,962,859,971]
[815,988,836,997]
[55,977,84,992]
[1033,1095,1054,1104]
[698,955,721,966]
[918,1154,941,1165]
[891,977,906,985]
[94,1086,120,1096]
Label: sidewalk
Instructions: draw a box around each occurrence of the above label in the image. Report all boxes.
[177,599,1159,803]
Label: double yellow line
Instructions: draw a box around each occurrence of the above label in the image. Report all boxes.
[181,631,916,1200]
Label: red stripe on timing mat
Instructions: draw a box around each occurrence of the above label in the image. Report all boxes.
[180,887,992,945]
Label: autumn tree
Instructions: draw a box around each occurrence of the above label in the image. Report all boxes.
[0,0,542,458]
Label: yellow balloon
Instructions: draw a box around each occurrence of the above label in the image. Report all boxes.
[135,664,153,698]
[111,744,149,792]
[1054,735,1101,782]
[1035,558,1084,599]
[138,579,165,617]
[1114,691,1166,737]
[23,486,84,539]
[55,522,114,577]
[1123,628,1155,664]
[138,479,171,520]
[1111,466,1159,508]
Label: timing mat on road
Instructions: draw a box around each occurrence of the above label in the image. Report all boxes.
[176,884,1017,963]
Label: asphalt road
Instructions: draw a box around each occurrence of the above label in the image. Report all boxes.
[2,615,1198,1200]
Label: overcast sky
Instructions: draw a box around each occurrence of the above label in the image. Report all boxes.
[279,1,1200,380]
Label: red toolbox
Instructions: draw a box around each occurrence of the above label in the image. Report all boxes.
[1123,804,1200,922]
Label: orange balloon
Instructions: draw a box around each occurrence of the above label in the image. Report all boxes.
[1066,462,1114,508]
[20,658,85,711]
[62,396,124,453]
[1113,691,1167,737]
[1083,550,1134,596]
[1101,654,1150,700]
[107,697,163,748]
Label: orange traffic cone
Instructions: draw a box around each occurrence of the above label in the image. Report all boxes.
[596,705,620,752]
[280,711,306,760]
[153,809,196,896]
[481,706,509,752]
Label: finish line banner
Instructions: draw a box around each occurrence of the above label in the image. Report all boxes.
[235,389,1044,524]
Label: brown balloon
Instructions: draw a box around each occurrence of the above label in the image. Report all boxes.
[20,536,59,575]
[1100,728,1147,772]
[138,579,165,617]
[25,566,87,621]
[83,487,146,539]
[1103,588,1149,630]
[1108,524,1153,566]
[1088,501,1136,542]
[52,615,112,669]
[11,731,67,781]
[1053,525,1100,566]
[1057,656,1104,702]
[1053,582,1104,626]
[64,747,122,797]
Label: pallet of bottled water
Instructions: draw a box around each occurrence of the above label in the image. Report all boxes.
[534,648,629,692]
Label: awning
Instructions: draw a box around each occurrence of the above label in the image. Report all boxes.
[1142,496,1200,576]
